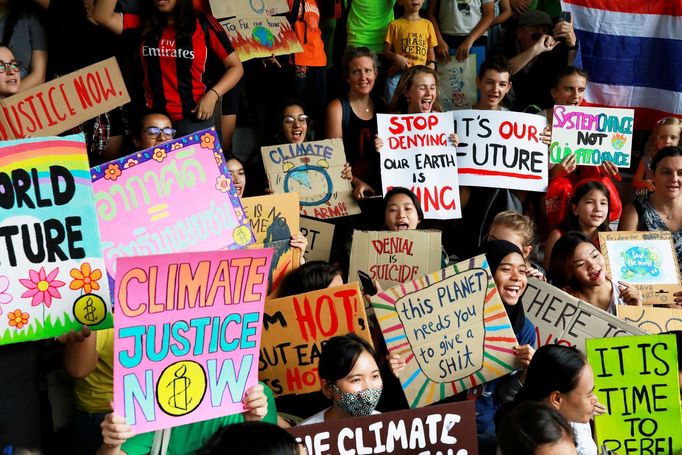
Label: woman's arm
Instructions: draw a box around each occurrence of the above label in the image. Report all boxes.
[618,203,639,231]
[455,2,495,61]
[492,0,512,26]
[426,0,449,62]
[93,0,124,34]
[543,228,561,271]
[61,328,98,379]
[20,49,47,91]
[325,99,343,139]
[193,52,243,120]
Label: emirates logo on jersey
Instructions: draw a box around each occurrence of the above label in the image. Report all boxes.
[143,39,195,59]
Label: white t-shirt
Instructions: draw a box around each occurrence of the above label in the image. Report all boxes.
[571,421,598,455]
[299,408,381,426]
[438,0,494,37]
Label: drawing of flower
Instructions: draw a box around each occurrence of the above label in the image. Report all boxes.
[103,163,122,181]
[171,142,183,150]
[215,174,231,193]
[200,132,216,150]
[0,275,12,315]
[123,158,139,169]
[8,309,29,329]
[214,151,223,166]
[19,267,66,308]
[69,263,102,294]
[152,148,167,162]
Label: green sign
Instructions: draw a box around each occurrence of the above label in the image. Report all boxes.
[586,334,681,454]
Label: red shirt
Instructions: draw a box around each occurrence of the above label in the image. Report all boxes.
[123,13,233,121]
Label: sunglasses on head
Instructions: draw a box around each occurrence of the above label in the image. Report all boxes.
[0,60,21,73]
[145,126,176,139]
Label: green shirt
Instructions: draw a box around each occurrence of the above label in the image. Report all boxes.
[121,384,277,455]
[346,0,396,53]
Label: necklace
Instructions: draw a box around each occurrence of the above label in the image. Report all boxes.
[350,98,371,113]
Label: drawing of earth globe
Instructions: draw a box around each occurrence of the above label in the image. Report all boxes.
[621,246,659,277]
[252,27,275,48]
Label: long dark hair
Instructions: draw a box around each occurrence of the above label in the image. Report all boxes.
[142,0,197,40]
[548,231,595,289]
[318,333,376,382]
[516,345,587,403]
[497,402,576,455]
[560,180,611,234]
[278,261,342,297]
[196,421,299,455]
[383,187,424,223]
[651,145,682,171]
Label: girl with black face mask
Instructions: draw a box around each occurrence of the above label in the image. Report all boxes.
[299,333,383,424]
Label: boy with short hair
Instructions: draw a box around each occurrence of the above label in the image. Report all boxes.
[473,56,512,111]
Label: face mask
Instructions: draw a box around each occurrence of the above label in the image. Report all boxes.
[330,383,382,416]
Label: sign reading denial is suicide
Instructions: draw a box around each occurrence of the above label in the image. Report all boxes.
[114,249,272,433]
[378,112,461,219]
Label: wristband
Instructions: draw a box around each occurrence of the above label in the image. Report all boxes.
[210,88,220,98]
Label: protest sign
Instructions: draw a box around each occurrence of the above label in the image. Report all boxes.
[0,135,112,345]
[0,58,129,140]
[300,216,334,262]
[289,401,478,455]
[599,231,682,305]
[586,334,681,454]
[349,230,442,290]
[92,128,254,280]
[221,16,302,62]
[371,255,518,408]
[242,193,301,295]
[259,283,372,396]
[113,249,272,433]
[617,306,682,334]
[550,105,635,167]
[452,109,548,192]
[521,278,645,353]
[437,55,477,110]
[261,139,360,220]
[378,112,461,219]
[209,0,289,18]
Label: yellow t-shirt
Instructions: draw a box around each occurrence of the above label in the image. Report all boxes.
[74,328,114,413]
[385,18,438,66]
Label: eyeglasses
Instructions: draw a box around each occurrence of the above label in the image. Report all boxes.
[0,60,21,73]
[282,114,308,125]
[145,126,176,139]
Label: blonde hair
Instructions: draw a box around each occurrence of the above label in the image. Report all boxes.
[490,211,536,248]
[646,116,682,157]
[388,65,443,113]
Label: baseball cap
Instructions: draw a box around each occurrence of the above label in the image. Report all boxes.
[518,10,553,28]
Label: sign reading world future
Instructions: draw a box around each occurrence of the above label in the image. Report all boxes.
[550,105,635,167]
[0,135,111,344]
[91,129,254,280]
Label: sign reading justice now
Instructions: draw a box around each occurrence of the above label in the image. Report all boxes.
[113,249,272,433]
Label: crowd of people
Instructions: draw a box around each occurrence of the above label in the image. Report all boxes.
[0,0,681,455]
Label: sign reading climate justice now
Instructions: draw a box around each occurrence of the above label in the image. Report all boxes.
[92,129,254,280]
[521,279,645,353]
[452,109,548,192]
[0,58,129,140]
[288,401,478,455]
[0,135,111,345]
[113,249,272,433]
[259,283,372,396]
[371,255,518,408]
[378,112,461,219]
[550,105,635,167]
[586,334,682,454]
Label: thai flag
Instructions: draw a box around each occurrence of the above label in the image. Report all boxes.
[562,0,682,130]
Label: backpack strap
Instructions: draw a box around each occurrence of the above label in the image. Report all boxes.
[340,94,351,131]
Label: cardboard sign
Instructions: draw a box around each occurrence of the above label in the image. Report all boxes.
[452,109,548,192]
[300,216,334,262]
[289,401,478,455]
[437,55,477,110]
[521,279,646,353]
[221,16,302,62]
[586,334,682,454]
[261,139,360,220]
[259,283,372,396]
[378,112,461,219]
[617,306,682,333]
[550,105,635,167]
[209,0,289,18]
[371,255,518,408]
[0,135,112,345]
[349,230,442,290]
[242,193,301,295]
[113,249,272,433]
[0,58,130,140]
[91,128,254,280]
[599,231,682,305]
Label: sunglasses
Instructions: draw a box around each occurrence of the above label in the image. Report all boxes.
[0,60,21,73]
[145,126,176,139]
[282,114,308,125]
